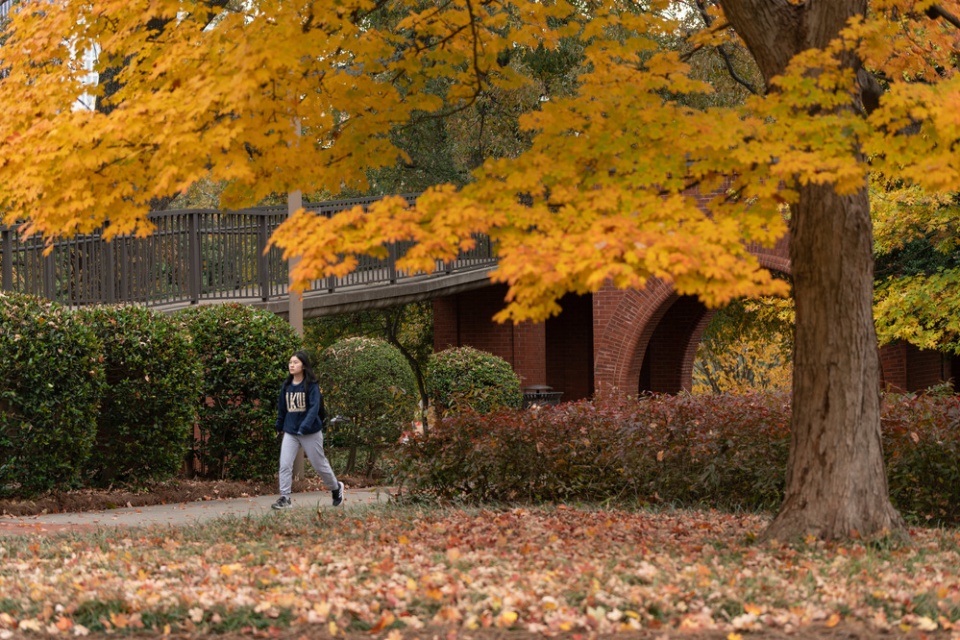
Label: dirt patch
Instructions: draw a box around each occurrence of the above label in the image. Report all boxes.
[0,473,380,517]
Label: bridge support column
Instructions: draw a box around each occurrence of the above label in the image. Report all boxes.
[513,321,547,389]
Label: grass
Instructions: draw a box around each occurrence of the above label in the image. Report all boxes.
[1,502,960,637]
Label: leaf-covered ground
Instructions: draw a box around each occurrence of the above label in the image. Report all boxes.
[1,504,958,639]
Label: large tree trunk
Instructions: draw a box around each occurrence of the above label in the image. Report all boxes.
[718,0,906,540]
[765,185,905,541]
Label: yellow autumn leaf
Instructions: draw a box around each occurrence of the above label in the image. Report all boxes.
[497,611,519,627]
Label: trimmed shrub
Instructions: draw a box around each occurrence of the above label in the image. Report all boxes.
[318,337,418,475]
[0,292,105,497]
[396,392,790,509]
[426,346,522,416]
[78,305,202,486]
[176,304,300,480]
[618,392,791,511]
[397,389,960,525]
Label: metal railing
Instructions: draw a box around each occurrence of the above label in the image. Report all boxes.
[0,194,498,309]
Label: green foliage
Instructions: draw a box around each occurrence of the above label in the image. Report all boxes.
[306,303,432,361]
[317,337,418,475]
[426,346,522,416]
[77,306,202,486]
[305,302,433,415]
[0,292,104,497]
[176,304,300,480]
[875,236,960,280]
[398,391,960,525]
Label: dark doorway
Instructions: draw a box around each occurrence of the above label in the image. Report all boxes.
[638,295,710,394]
[545,293,594,401]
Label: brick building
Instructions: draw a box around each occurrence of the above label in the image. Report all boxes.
[432,230,957,400]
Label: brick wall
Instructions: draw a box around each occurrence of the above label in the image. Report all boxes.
[638,295,712,393]
[907,344,953,391]
[432,297,460,351]
[431,287,595,398]
[432,284,549,388]
[512,321,546,387]
[879,341,958,392]
[593,280,676,394]
[878,342,908,392]
[433,284,515,361]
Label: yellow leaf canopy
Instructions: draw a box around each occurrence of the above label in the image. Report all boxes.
[1,0,959,321]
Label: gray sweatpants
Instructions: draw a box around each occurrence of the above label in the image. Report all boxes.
[278,431,339,497]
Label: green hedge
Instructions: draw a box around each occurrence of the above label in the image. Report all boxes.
[0,292,105,497]
[78,306,202,486]
[397,391,960,526]
[176,304,300,480]
[426,346,522,416]
[318,337,418,475]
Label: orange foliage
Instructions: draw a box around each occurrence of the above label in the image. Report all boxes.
[0,0,958,322]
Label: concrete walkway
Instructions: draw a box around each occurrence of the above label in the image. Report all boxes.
[0,487,394,537]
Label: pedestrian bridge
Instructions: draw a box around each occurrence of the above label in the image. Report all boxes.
[0,195,497,317]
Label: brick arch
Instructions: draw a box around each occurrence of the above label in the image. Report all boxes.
[593,238,792,394]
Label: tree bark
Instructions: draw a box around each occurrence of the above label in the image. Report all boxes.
[765,184,905,541]
[718,0,906,540]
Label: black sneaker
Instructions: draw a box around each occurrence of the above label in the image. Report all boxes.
[332,482,344,507]
[271,495,292,510]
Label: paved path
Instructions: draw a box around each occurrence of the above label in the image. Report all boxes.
[0,487,393,537]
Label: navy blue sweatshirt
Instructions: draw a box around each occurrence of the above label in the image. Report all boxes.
[275,380,325,435]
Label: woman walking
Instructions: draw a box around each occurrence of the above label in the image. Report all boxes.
[272,350,344,509]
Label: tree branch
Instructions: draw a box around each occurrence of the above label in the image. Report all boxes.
[192,0,232,32]
[691,1,759,95]
[856,67,883,115]
[926,3,960,29]
[718,43,759,95]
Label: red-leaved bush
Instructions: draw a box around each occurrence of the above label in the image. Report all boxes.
[395,391,960,525]
[882,392,960,525]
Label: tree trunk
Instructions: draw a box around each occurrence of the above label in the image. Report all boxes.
[717,0,906,540]
[764,184,905,541]
[345,445,357,475]
[364,447,381,479]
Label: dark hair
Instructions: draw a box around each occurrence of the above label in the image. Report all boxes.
[284,349,317,387]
